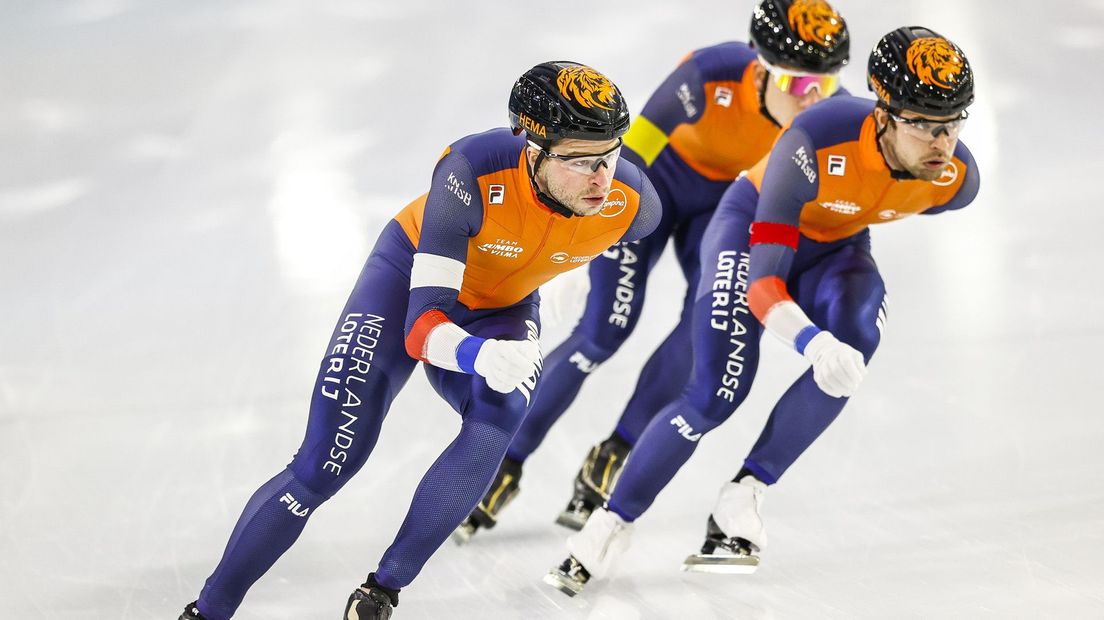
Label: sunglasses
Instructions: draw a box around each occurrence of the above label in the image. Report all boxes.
[758,56,841,97]
[888,110,969,139]
[531,138,623,174]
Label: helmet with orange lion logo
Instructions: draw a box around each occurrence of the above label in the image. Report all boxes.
[750,0,850,74]
[508,61,630,147]
[867,26,974,116]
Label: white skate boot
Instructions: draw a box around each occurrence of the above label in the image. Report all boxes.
[544,507,634,596]
[682,476,767,574]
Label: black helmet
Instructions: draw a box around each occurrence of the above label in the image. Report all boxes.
[508,61,629,147]
[750,0,849,74]
[867,26,974,116]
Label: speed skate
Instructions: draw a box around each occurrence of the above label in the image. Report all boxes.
[681,515,761,574]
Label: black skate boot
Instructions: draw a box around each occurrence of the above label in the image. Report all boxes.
[542,555,592,597]
[343,573,398,620]
[451,457,522,544]
[555,433,630,531]
[681,514,760,574]
[178,602,208,620]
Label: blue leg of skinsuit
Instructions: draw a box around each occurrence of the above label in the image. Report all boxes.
[614,206,718,444]
[373,301,541,589]
[742,234,886,484]
[195,222,418,620]
[504,194,676,462]
[608,189,885,521]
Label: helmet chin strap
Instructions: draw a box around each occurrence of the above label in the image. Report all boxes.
[873,108,918,181]
[757,73,782,128]
[525,145,577,218]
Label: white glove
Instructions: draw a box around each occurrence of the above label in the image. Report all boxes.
[473,338,542,394]
[802,331,866,398]
[539,267,591,327]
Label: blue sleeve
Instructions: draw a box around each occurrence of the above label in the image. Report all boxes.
[924,142,980,215]
[748,127,820,284]
[620,172,662,242]
[403,152,484,336]
[636,59,706,134]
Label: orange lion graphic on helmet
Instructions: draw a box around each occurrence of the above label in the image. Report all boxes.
[787,0,844,48]
[556,66,617,111]
[906,37,965,90]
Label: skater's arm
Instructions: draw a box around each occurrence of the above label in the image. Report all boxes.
[403,152,484,372]
[745,127,821,353]
[746,128,866,397]
[619,167,662,242]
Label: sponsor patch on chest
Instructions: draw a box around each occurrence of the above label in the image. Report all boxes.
[476,238,524,259]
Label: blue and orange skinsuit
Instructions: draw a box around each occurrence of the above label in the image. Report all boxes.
[607,95,980,521]
[510,42,791,461]
[193,128,659,619]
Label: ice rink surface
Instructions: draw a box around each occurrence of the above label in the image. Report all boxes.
[2,0,1102,618]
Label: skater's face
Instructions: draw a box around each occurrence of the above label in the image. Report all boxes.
[527,137,622,216]
[756,59,839,126]
[874,107,966,181]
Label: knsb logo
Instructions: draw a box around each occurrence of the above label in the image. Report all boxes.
[670,414,702,442]
[488,184,505,205]
[550,252,569,264]
[600,188,628,218]
[878,209,900,220]
[932,161,959,187]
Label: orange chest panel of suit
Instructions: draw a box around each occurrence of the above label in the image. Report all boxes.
[666,62,780,181]
[395,152,641,310]
[746,115,966,243]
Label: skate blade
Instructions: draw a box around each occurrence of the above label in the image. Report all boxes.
[450,522,477,546]
[542,570,583,597]
[554,510,588,531]
[681,553,760,574]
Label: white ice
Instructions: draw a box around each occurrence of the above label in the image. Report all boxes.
[2,1,1102,618]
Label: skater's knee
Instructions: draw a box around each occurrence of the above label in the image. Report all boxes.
[288,455,356,500]
[831,318,882,362]
[662,402,726,441]
[823,291,886,362]
[266,466,332,510]
[685,384,743,427]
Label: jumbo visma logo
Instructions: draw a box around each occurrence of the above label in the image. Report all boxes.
[787,0,844,47]
[906,37,965,89]
[556,66,617,110]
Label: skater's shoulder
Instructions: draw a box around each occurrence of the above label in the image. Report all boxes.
[443,129,526,178]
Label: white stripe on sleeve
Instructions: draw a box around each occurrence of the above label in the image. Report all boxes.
[410,252,466,291]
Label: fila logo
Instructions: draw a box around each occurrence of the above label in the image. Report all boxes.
[932,161,959,187]
[714,86,733,107]
[280,492,310,517]
[488,184,505,205]
[670,414,702,442]
[827,155,846,176]
[569,351,599,373]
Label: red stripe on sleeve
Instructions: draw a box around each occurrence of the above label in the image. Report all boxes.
[405,309,451,361]
[749,222,800,250]
[748,276,794,323]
